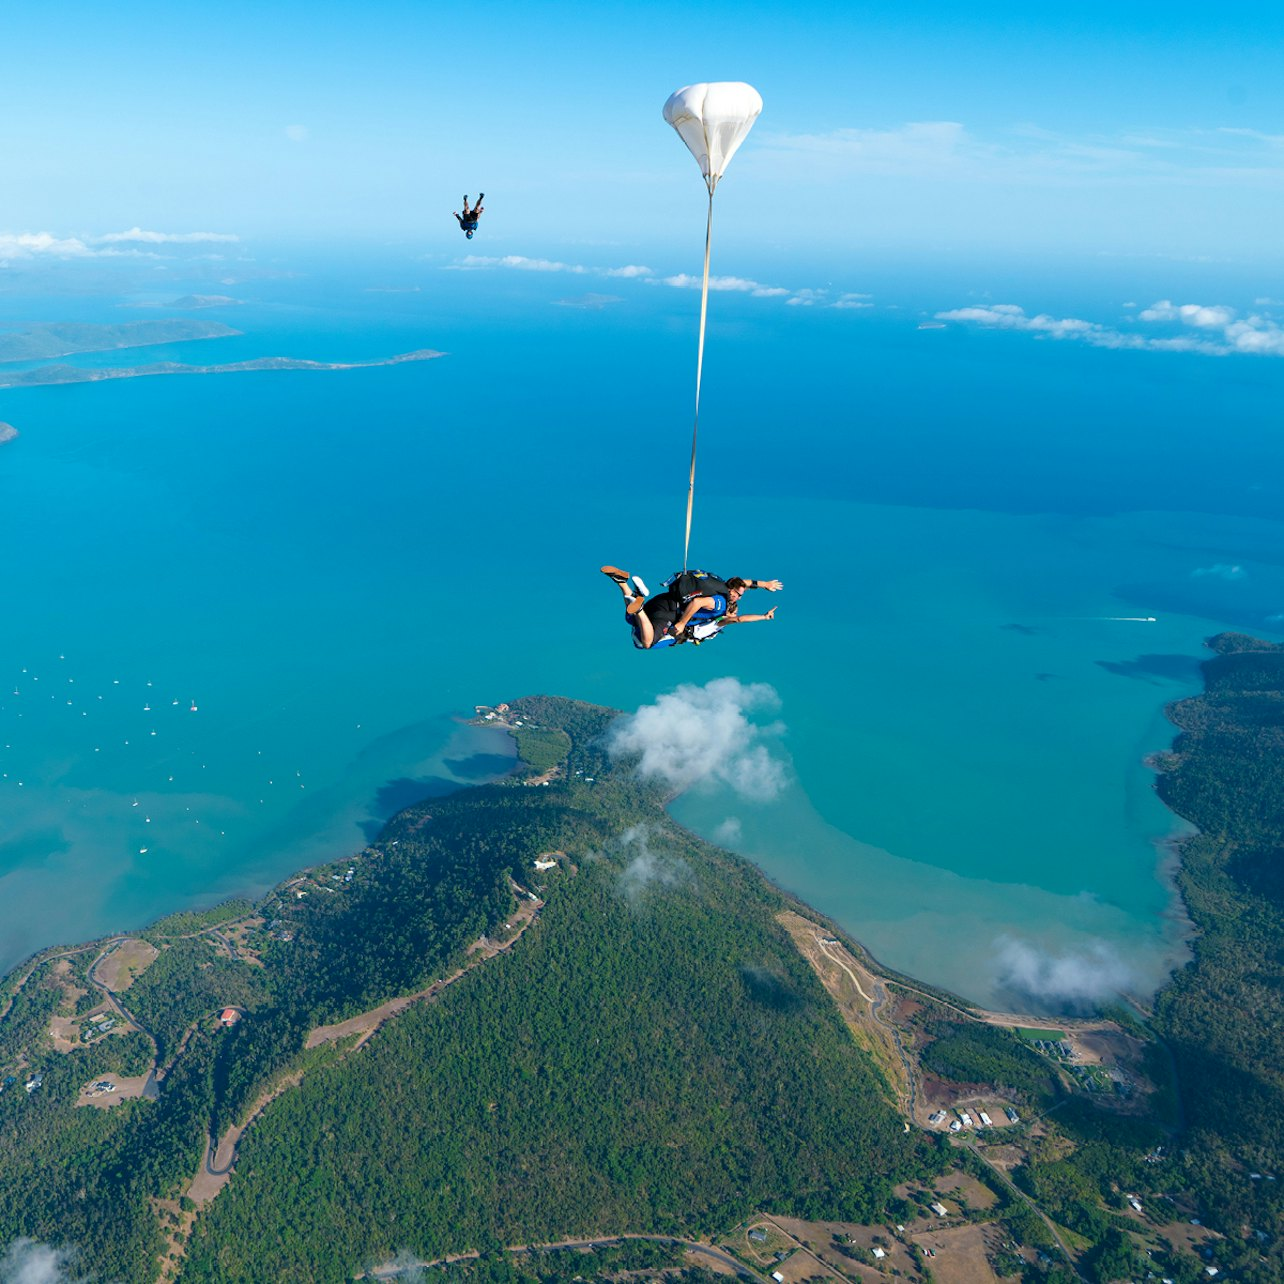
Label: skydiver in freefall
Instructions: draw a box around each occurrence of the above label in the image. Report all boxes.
[601,566,782,650]
[454,193,485,238]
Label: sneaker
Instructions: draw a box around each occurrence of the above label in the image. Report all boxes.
[631,575,650,597]
[601,565,630,585]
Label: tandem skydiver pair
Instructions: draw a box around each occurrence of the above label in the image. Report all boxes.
[601,566,782,651]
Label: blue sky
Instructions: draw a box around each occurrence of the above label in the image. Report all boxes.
[3,2,1284,275]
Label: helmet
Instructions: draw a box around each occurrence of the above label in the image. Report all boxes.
[466,230,474,239]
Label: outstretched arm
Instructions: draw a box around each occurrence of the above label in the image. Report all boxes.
[744,579,783,592]
[723,607,777,625]
[453,212,464,226]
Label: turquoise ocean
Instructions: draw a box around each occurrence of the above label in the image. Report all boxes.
[3,249,1283,1012]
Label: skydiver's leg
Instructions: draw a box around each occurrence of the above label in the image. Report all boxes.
[630,608,656,649]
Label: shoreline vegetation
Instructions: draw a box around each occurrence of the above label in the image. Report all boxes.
[0,319,241,363]
[0,348,445,390]
[1,648,1282,1282]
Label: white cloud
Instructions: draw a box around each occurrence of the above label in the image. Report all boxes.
[1192,563,1246,580]
[617,825,690,904]
[607,678,786,800]
[0,1239,86,1283]
[0,232,93,261]
[457,254,588,274]
[935,304,1098,337]
[993,936,1135,1006]
[762,120,981,177]
[712,816,743,845]
[94,227,239,245]
[284,124,309,142]
[663,273,761,292]
[762,118,1284,188]
[661,273,824,305]
[454,253,873,311]
[937,299,1284,358]
[1139,300,1234,327]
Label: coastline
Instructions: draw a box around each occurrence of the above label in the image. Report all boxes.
[5,677,1281,1282]
[0,347,445,390]
[3,685,1198,1023]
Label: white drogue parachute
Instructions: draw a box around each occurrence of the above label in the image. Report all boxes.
[662,81,763,194]
[662,82,762,568]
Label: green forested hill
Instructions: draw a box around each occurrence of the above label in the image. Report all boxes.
[182,821,933,1280]
[1152,633,1284,1236]
[0,695,936,1283]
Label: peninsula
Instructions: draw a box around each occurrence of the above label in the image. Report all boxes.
[0,348,445,390]
[0,422,16,445]
[1,646,1282,1284]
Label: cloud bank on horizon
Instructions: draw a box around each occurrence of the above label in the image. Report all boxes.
[607,678,787,800]
[0,228,239,264]
[455,254,867,310]
[936,299,1284,358]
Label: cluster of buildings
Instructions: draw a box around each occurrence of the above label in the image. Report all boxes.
[1031,1037,1075,1059]
[927,1104,1020,1131]
[81,1011,118,1041]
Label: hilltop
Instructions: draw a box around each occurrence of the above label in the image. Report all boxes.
[0,319,240,363]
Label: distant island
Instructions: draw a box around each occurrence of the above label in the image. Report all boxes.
[166,296,241,310]
[0,422,16,445]
[1,644,1282,1284]
[123,295,244,310]
[0,319,240,364]
[0,348,445,390]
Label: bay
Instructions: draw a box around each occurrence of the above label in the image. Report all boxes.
[2,255,1282,1009]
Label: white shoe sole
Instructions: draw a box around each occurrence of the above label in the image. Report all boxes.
[631,576,650,597]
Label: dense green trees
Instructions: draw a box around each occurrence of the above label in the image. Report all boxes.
[920,1024,1055,1102]
[180,810,936,1280]
[1150,634,1284,1237]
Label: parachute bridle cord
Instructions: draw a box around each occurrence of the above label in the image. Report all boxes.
[683,184,715,572]
[664,81,761,570]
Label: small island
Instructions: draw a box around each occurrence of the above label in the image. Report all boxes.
[0,421,16,445]
[1,643,1282,1284]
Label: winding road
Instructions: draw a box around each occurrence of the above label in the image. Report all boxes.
[365,1234,769,1282]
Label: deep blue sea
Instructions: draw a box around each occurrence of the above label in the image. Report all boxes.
[3,245,1283,1010]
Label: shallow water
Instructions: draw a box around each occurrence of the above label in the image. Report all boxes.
[3,256,1282,1008]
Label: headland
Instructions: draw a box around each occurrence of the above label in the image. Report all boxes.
[1,647,1282,1283]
